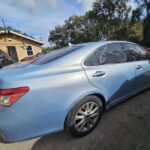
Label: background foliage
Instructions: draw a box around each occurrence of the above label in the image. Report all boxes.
[48,0,150,50]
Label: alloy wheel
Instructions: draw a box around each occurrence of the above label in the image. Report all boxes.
[74,102,100,132]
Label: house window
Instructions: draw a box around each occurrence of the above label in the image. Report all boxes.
[26,45,33,56]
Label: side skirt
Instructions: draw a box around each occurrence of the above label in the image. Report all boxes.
[106,85,150,110]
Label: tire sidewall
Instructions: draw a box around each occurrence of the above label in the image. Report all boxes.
[65,95,103,137]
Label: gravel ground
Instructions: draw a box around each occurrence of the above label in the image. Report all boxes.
[0,89,150,150]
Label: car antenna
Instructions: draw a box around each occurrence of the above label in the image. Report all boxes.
[68,43,74,47]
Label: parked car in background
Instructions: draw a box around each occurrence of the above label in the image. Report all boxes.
[21,52,45,62]
[0,41,150,142]
[0,49,14,68]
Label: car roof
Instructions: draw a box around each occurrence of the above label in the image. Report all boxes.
[75,40,134,47]
[32,40,138,69]
[44,40,135,67]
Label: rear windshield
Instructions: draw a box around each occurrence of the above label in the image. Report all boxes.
[33,46,83,65]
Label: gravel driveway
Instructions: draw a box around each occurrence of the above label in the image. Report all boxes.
[0,89,150,150]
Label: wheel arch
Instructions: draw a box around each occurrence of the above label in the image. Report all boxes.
[89,93,106,112]
[64,92,107,129]
[64,92,106,135]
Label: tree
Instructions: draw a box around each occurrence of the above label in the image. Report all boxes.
[143,15,150,46]
[134,0,150,16]
[49,26,68,48]
[131,8,141,23]
[64,15,98,43]
[49,15,99,47]
[48,0,145,48]
[134,0,150,46]
[42,46,56,52]
[86,0,132,40]
[0,27,5,30]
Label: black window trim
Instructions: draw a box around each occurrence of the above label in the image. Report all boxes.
[83,42,131,67]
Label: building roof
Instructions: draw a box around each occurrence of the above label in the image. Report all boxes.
[0,30,43,45]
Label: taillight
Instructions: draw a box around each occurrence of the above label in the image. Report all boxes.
[0,87,29,107]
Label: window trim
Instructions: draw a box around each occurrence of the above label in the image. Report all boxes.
[26,45,34,56]
[83,42,131,67]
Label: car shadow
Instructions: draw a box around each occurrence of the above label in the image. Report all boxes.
[31,131,93,150]
[32,89,150,150]
[31,127,110,150]
[31,89,150,150]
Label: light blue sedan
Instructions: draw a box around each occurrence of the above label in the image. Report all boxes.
[0,41,150,142]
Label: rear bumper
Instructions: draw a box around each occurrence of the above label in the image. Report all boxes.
[0,107,23,142]
[0,107,65,142]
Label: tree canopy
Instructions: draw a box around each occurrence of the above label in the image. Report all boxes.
[49,0,150,49]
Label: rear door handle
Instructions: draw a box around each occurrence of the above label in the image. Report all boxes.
[92,71,106,77]
[136,65,143,70]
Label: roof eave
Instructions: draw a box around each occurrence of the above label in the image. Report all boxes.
[0,30,44,45]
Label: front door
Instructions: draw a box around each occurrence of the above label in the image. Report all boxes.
[7,46,19,62]
[126,43,150,89]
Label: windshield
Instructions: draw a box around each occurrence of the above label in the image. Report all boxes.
[32,45,83,65]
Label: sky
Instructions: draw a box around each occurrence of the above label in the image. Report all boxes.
[0,0,95,46]
[0,0,136,47]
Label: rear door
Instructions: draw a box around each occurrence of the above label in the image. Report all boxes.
[82,43,136,103]
[125,43,150,89]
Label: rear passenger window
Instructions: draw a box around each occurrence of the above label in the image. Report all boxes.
[126,43,150,61]
[96,43,129,64]
[84,43,129,66]
[84,52,99,66]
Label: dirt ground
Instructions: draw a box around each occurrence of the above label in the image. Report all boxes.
[0,89,150,150]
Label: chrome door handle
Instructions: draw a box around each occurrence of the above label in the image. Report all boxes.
[92,71,106,77]
[136,65,143,70]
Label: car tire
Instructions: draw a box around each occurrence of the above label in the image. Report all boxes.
[65,95,103,137]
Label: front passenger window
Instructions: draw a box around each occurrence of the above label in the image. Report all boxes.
[126,43,150,61]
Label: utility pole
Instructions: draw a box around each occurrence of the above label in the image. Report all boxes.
[2,19,7,32]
